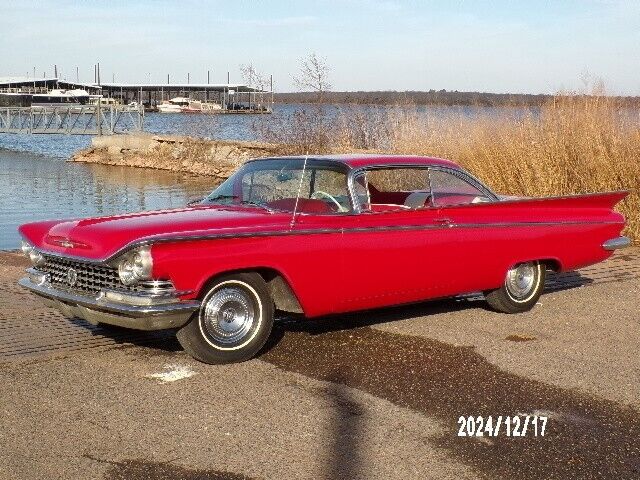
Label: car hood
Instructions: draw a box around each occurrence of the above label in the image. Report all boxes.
[19,205,293,261]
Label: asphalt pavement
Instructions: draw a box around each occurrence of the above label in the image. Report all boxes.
[1,251,638,479]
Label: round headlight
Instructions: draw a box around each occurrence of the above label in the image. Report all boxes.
[118,247,153,286]
[21,240,34,257]
[21,240,45,266]
[29,250,45,267]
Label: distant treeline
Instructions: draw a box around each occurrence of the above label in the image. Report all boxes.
[273,90,640,107]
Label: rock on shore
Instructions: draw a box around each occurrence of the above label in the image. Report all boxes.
[70,133,282,178]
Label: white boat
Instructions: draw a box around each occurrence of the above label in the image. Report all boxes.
[31,89,91,107]
[157,97,190,113]
[157,97,222,113]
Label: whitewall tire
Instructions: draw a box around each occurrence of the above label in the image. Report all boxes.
[176,273,274,364]
[485,261,545,313]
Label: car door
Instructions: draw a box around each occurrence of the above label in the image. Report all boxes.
[337,166,463,313]
[286,164,354,316]
[427,167,505,294]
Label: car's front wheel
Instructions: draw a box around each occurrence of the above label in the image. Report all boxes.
[176,273,274,364]
[484,261,545,313]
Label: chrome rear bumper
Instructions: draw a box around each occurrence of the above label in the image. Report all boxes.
[19,273,200,331]
[602,236,631,251]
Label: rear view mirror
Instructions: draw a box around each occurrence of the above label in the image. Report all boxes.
[277,171,294,182]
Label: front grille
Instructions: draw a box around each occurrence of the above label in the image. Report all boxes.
[40,255,135,295]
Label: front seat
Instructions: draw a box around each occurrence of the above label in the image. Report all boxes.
[404,192,431,209]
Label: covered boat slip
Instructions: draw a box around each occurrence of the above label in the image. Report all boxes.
[0,77,101,107]
[99,81,273,113]
[0,76,273,113]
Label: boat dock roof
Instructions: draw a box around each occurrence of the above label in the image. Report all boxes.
[99,83,265,93]
[0,78,265,94]
[0,77,101,93]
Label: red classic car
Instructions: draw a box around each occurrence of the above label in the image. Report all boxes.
[18,155,630,364]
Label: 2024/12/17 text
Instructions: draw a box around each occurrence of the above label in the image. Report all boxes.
[457,415,548,437]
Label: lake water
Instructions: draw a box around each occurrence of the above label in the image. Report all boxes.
[0,149,217,249]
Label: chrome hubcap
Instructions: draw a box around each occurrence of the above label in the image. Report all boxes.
[505,263,537,300]
[202,286,256,345]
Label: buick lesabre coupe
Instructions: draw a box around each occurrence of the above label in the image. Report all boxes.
[18,155,630,364]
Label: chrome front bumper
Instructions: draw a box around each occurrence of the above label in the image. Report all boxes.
[603,236,631,251]
[19,271,200,331]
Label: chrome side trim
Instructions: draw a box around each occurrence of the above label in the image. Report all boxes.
[602,236,631,251]
[25,220,624,265]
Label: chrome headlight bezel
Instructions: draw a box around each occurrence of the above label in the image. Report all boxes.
[21,240,45,267]
[117,246,153,286]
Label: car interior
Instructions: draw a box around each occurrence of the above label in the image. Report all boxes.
[240,165,352,214]
[209,162,492,215]
[356,168,492,212]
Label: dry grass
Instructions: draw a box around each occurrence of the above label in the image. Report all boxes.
[387,96,640,241]
[263,94,640,241]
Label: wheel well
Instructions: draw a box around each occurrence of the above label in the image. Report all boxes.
[539,259,562,272]
[198,268,304,314]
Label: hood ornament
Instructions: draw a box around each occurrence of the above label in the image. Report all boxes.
[50,238,79,248]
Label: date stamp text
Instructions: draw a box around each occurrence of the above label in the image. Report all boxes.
[457,415,547,437]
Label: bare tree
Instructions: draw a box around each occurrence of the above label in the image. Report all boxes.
[240,63,268,105]
[240,63,267,90]
[293,53,332,102]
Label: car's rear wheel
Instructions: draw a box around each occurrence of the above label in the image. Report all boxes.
[484,261,545,313]
[176,273,274,364]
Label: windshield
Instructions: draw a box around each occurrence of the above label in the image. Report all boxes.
[202,159,352,214]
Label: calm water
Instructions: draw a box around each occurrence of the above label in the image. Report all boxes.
[0,149,215,249]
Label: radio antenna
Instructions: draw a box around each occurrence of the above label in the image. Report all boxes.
[290,154,309,229]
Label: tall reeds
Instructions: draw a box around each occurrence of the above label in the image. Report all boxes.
[262,94,639,240]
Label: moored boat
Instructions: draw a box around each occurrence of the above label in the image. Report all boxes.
[157,97,222,113]
[157,97,190,113]
[31,89,91,107]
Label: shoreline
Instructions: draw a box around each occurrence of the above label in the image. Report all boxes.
[70,133,283,178]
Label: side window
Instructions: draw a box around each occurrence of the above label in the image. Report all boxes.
[357,168,431,211]
[311,169,351,212]
[367,168,428,192]
[429,170,491,206]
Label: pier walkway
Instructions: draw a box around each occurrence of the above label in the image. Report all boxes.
[0,105,143,135]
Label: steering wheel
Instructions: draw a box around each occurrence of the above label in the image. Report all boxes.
[310,190,346,212]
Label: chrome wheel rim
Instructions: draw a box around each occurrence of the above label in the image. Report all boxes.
[201,286,257,346]
[505,263,537,300]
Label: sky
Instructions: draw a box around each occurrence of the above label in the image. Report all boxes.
[1,0,638,95]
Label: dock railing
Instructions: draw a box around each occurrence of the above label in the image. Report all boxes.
[0,104,144,135]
